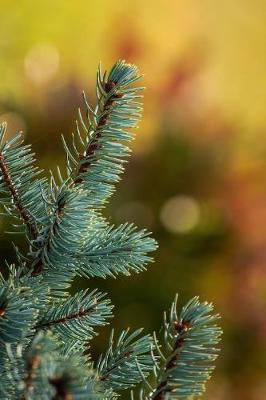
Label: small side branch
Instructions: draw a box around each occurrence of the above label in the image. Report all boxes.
[74,78,123,184]
[0,153,38,239]
[31,198,65,276]
[151,320,190,400]
[99,350,133,382]
[36,305,96,330]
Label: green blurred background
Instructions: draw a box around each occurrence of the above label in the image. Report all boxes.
[0,1,266,399]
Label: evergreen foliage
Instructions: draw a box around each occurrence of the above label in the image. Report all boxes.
[0,60,222,399]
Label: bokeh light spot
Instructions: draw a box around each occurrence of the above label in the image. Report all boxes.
[160,195,200,234]
[24,44,60,86]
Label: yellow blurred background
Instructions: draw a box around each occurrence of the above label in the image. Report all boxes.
[0,1,266,399]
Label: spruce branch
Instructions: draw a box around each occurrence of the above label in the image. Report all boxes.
[45,61,142,224]
[63,60,143,207]
[30,188,156,283]
[78,222,158,278]
[73,93,115,185]
[0,59,222,400]
[29,61,148,279]
[73,69,127,184]
[148,296,222,400]
[36,289,113,342]
[97,328,155,391]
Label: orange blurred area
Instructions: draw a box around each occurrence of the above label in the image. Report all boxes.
[0,1,266,399]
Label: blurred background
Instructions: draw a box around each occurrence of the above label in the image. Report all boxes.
[0,1,266,399]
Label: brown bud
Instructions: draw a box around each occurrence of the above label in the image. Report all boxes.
[104,81,116,93]
[173,320,191,332]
